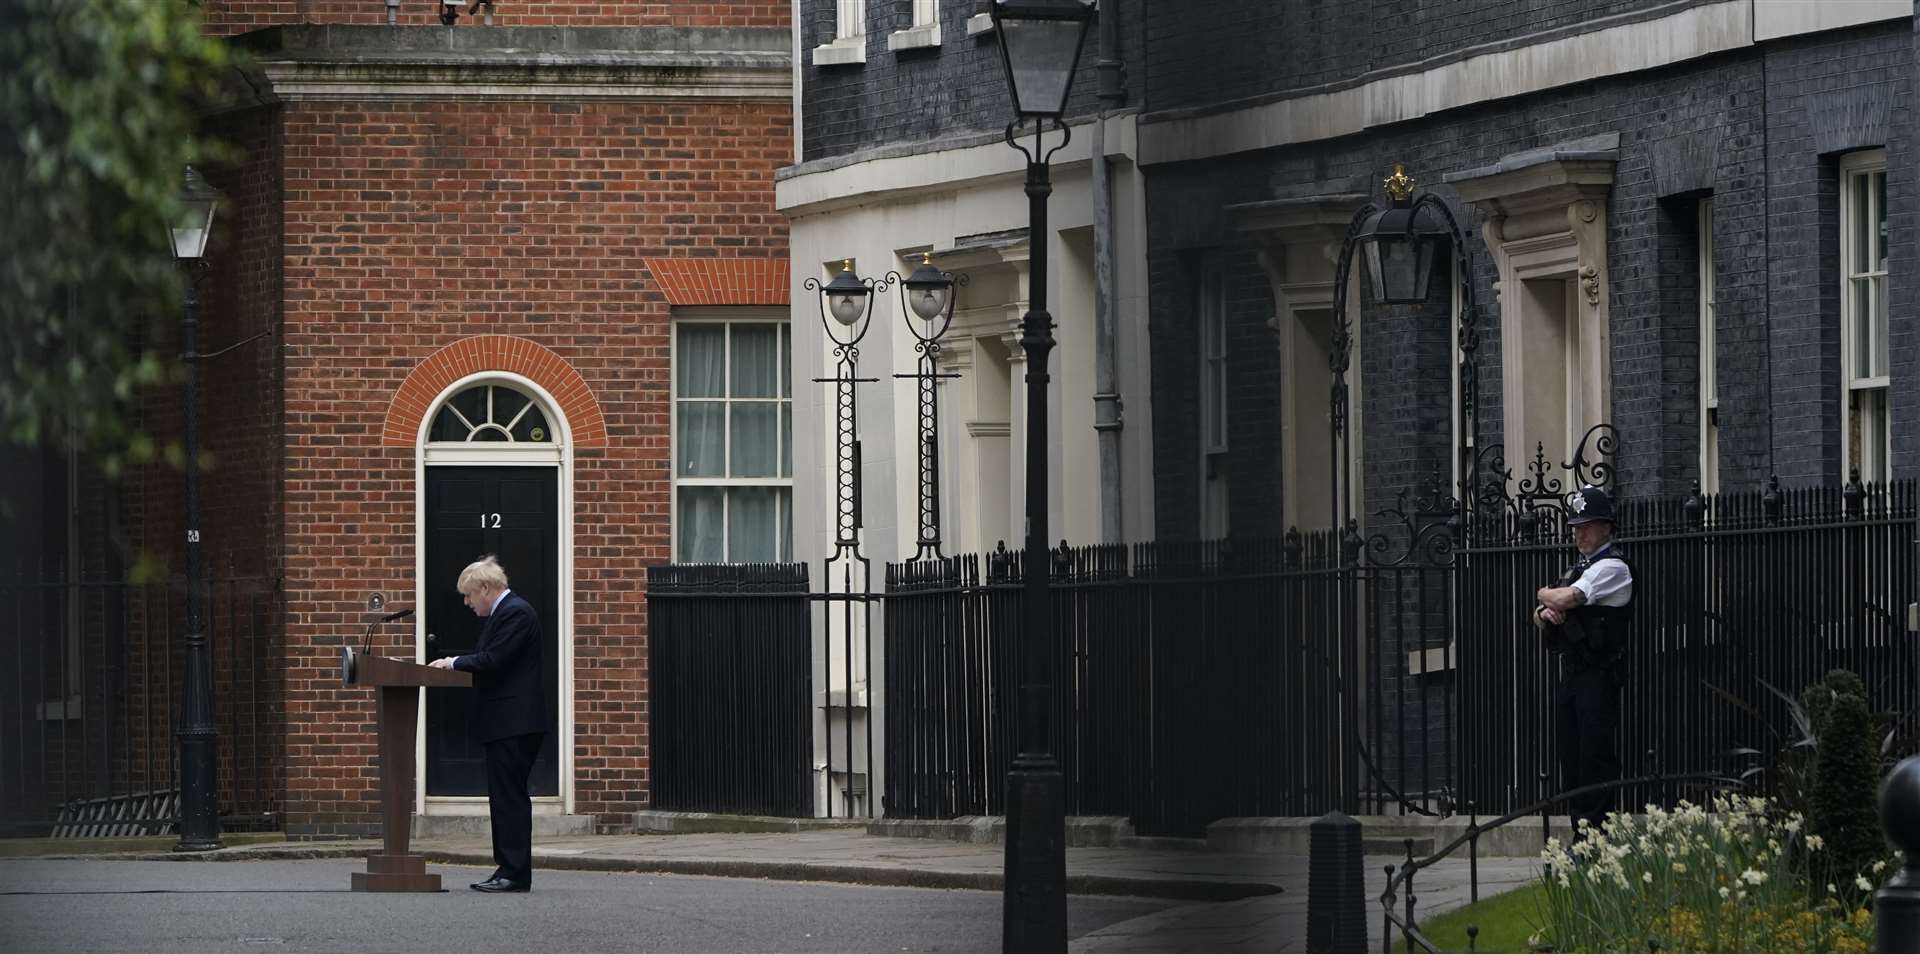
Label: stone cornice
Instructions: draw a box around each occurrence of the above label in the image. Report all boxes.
[212,25,791,110]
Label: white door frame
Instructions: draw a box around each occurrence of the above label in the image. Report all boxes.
[413,370,576,816]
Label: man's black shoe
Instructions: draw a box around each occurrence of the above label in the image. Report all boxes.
[470,877,530,893]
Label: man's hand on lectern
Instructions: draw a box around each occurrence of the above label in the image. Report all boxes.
[428,657,457,670]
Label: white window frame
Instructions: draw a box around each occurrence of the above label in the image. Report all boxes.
[1840,149,1890,484]
[1699,197,1720,495]
[1198,260,1230,539]
[889,0,942,50]
[813,0,868,66]
[1448,255,1469,495]
[671,312,795,563]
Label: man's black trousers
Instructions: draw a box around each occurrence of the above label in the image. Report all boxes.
[485,731,545,884]
[1555,667,1621,836]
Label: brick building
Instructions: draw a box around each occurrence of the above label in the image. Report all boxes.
[773,1,1919,818]
[2,2,793,837]
[1140,0,1917,539]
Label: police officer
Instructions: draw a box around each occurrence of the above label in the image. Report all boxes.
[1532,484,1633,837]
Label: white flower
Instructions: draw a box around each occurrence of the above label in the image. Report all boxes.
[1858,875,1875,891]
[1874,860,1888,874]
[1719,886,1731,899]
[1784,816,1803,834]
[1672,861,1688,874]
[1643,872,1654,884]
[1740,869,1767,886]
[1829,883,1839,894]
[1807,835,1825,851]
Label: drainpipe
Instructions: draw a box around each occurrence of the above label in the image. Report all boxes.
[1090,0,1126,543]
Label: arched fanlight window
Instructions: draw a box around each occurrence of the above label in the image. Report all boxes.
[429,383,554,443]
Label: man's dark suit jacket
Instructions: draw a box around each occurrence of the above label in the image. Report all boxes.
[452,591,549,742]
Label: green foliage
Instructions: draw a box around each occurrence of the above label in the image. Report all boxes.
[1397,881,1545,953]
[1803,669,1867,745]
[1534,798,1879,954]
[0,0,234,468]
[1810,688,1884,888]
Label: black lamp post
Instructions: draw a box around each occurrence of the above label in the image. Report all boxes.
[1326,163,1476,535]
[990,2,1095,950]
[889,253,963,561]
[170,166,224,852]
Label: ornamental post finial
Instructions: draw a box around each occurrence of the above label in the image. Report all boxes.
[1384,163,1416,203]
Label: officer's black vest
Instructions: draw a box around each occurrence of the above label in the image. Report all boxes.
[1545,543,1634,679]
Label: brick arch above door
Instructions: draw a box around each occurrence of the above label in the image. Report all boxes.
[382,335,608,447]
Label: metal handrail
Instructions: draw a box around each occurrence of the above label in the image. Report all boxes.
[1378,771,1745,953]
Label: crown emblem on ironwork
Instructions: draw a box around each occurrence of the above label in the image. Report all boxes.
[1383,163,1416,203]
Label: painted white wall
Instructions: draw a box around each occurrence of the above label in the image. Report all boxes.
[783,119,1155,816]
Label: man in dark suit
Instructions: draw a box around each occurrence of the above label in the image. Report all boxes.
[429,555,548,893]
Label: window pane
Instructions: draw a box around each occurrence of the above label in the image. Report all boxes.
[732,324,780,398]
[780,488,792,561]
[511,404,551,443]
[1875,275,1890,378]
[430,405,470,442]
[731,402,780,478]
[678,487,725,563]
[1870,389,1890,483]
[677,324,726,398]
[438,384,487,440]
[781,403,793,478]
[1853,172,1872,275]
[492,387,530,427]
[780,324,791,398]
[1875,172,1889,271]
[1852,279,1873,379]
[677,402,725,477]
[728,487,781,562]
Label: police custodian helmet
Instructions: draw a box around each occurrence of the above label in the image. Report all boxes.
[1565,485,1616,526]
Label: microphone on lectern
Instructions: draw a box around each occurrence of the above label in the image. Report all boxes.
[360,607,416,658]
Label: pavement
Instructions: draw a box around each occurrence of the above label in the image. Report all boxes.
[16,828,1542,951]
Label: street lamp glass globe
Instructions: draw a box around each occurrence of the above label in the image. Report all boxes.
[823,260,870,327]
[992,0,1097,119]
[829,292,866,326]
[1357,206,1440,306]
[908,286,948,320]
[171,167,221,261]
[902,254,953,321]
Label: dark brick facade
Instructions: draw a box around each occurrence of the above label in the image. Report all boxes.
[797,0,1142,162]
[1144,20,1915,546]
[1142,0,1718,115]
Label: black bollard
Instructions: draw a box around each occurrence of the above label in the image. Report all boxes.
[1877,755,1920,954]
[1307,811,1368,954]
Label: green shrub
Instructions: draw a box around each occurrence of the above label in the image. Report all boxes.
[1810,689,1884,887]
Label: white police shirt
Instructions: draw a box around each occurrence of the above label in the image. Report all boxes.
[1571,545,1632,608]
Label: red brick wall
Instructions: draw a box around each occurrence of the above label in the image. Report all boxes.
[201,1,788,36]
[276,97,790,832]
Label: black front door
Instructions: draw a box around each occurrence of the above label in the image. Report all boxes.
[424,466,560,797]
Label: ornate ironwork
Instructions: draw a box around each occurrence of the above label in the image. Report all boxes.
[1364,464,1461,567]
[1469,423,1619,542]
[805,266,885,557]
[887,258,968,561]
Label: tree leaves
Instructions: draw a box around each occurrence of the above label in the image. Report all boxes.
[0,0,233,469]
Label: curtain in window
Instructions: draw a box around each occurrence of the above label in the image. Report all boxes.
[679,487,725,563]
[729,487,786,562]
[678,325,727,477]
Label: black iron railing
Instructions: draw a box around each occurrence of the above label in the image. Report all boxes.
[644,471,1920,839]
[1454,477,1920,817]
[646,563,814,818]
[0,572,279,837]
[884,535,1359,836]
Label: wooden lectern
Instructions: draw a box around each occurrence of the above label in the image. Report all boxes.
[341,646,471,892]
